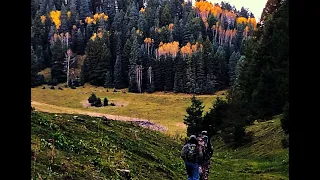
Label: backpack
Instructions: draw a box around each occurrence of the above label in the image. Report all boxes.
[199,136,211,160]
[186,143,197,162]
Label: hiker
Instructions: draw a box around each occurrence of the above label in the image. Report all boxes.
[198,131,213,180]
[181,135,203,180]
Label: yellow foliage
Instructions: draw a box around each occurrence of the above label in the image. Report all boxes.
[144,38,153,44]
[168,23,174,31]
[248,17,257,30]
[236,17,247,24]
[73,25,77,30]
[40,15,46,24]
[157,41,180,57]
[85,13,108,24]
[67,11,71,19]
[90,33,97,41]
[140,8,145,13]
[50,10,61,29]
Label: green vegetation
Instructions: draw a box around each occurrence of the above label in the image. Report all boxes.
[31,111,288,179]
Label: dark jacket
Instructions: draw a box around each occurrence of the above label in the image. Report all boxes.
[181,142,203,164]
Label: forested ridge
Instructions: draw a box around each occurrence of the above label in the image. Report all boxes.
[31,0,258,93]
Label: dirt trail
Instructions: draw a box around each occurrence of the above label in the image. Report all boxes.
[31,101,168,132]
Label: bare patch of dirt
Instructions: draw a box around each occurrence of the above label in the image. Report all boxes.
[32,101,167,132]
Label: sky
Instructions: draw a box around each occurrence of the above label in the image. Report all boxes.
[192,0,268,22]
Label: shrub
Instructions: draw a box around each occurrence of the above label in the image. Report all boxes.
[88,93,98,104]
[110,103,116,106]
[94,98,102,107]
[103,97,108,106]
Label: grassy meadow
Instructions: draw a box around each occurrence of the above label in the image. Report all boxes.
[31,84,226,136]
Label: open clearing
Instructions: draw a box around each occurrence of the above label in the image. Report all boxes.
[31,84,225,136]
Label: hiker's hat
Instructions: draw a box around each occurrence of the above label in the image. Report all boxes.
[201,131,208,135]
[189,135,197,140]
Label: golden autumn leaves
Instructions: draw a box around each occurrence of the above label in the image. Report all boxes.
[85,12,109,24]
[157,41,180,58]
[195,0,256,29]
[50,10,61,29]
[154,40,203,58]
[42,11,109,30]
[90,28,104,41]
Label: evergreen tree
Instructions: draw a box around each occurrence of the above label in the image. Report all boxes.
[103,97,109,106]
[126,2,139,39]
[31,46,41,87]
[122,38,132,87]
[144,0,159,28]
[203,97,228,137]
[114,55,122,89]
[164,56,174,91]
[173,52,186,93]
[60,3,68,33]
[103,0,116,24]
[228,51,241,86]
[79,0,91,21]
[184,95,204,136]
[160,3,171,26]
[128,28,139,92]
[82,33,112,86]
[214,46,228,89]
[50,35,67,84]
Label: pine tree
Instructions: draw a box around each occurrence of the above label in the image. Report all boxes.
[103,0,116,24]
[79,0,91,20]
[144,0,159,28]
[60,3,68,33]
[50,35,67,84]
[214,46,227,89]
[184,95,204,136]
[74,29,85,55]
[164,56,174,91]
[114,55,122,89]
[39,0,48,15]
[128,28,139,92]
[122,38,132,87]
[31,46,40,87]
[126,2,139,39]
[173,52,186,93]
[82,33,112,86]
[160,3,171,27]
[203,97,228,137]
[138,12,148,37]
[228,51,241,86]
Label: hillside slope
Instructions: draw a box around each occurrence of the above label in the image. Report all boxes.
[31,111,288,180]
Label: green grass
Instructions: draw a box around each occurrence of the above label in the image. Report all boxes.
[31,111,288,180]
[31,84,225,137]
[210,115,289,179]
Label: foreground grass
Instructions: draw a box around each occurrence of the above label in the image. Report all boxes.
[210,115,289,179]
[31,111,186,179]
[31,84,224,137]
[31,111,288,180]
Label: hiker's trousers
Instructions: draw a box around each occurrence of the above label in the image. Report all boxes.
[185,161,200,180]
[200,160,211,180]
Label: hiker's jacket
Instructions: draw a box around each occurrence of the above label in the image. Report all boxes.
[197,137,214,162]
[181,143,203,163]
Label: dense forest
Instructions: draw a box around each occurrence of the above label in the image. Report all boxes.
[31,0,258,94]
